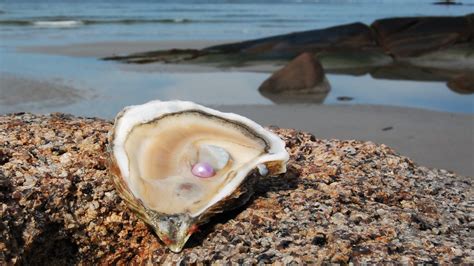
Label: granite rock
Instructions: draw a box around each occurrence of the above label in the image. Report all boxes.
[0,113,472,264]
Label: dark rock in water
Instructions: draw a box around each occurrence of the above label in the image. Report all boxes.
[447,74,474,94]
[337,96,354,101]
[258,52,330,96]
[432,1,462,5]
[1,113,472,264]
[205,22,377,59]
[371,15,472,57]
[103,49,205,64]
[105,22,380,65]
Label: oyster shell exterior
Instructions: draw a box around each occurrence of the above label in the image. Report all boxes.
[108,100,289,252]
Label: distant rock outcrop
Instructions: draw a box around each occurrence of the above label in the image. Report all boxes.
[103,14,474,84]
[432,1,462,5]
[371,16,472,57]
[258,53,330,97]
[205,22,378,59]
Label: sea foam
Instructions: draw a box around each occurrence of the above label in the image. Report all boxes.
[33,20,84,28]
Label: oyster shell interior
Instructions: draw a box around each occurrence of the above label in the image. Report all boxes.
[110,100,289,252]
[124,111,268,216]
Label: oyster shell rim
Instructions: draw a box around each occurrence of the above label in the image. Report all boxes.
[108,100,289,218]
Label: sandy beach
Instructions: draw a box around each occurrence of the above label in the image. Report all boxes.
[20,40,228,59]
[217,104,474,177]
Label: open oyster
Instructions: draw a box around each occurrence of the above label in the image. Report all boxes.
[108,100,289,252]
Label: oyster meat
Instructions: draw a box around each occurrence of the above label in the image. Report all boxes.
[108,100,289,252]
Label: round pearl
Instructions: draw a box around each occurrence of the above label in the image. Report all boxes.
[191,162,215,178]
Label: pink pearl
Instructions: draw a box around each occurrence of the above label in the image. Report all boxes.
[191,162,215,178]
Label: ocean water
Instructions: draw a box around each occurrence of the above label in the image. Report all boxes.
[1,0,472,44]
[0,0,473,116]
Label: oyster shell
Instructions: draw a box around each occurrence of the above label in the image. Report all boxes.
[108,100,289,252]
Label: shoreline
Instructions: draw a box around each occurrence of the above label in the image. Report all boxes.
[19,40,230,59]
[19,40,287,73]
[18,40,474,79]
[19,40,284,73]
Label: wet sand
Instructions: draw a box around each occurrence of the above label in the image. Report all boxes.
[19,40,229,58]
[11,40,474,176]
[215,104,473,177]
[0,73,83,107]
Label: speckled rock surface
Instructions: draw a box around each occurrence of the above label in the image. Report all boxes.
[1,113,472,264]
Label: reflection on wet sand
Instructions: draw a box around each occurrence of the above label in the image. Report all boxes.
[328,63,474,95]
[0,73,84,107]
[259,90,329,104]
